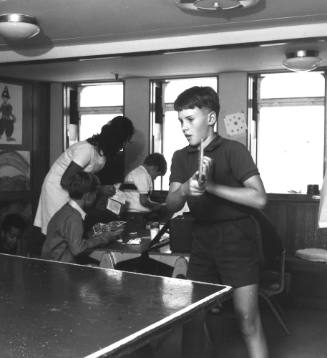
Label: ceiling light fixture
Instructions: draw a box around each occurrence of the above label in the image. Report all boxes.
[283,49,321,72]
[176,0,260,11]
[0,13,40,40]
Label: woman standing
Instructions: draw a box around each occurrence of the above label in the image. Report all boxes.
[34,116,134,235]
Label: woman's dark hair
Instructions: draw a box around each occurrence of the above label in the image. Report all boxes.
[68,172,100,200]
[174,86,220,116]
[87,116,134,158]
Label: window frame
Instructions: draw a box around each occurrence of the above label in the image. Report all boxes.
[64,81,125,148]
[248,71,327,195]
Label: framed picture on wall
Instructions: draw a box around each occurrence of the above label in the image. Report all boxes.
[0,82,23,145]
[0,150,30,191]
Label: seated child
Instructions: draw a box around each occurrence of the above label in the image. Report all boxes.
[41,172,123,263]
[0,213,27,255]
[123,153,168,230]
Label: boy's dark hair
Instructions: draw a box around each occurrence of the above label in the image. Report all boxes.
[144,153,167,175]
[174,86,220,115]
[87,116,135,159]
[2,213,26,233]
[68,172,100,200]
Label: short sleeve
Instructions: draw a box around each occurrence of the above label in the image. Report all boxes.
[70,142,92,168]
[169,150,187,184]
[229,142,259,183]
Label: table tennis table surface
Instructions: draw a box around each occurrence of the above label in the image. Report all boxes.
[0,253,231,358]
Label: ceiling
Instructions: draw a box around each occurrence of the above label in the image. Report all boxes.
[0,0,327,81]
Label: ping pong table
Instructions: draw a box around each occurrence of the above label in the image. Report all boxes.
[0,253,231,358]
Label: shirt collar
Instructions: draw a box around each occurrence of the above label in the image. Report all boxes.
[68,199,86,220]
[187,135,223,153]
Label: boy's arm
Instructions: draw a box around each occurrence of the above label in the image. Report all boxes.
[166,172,206,213]
[206,174,267,209]
[139,194,166,211]
[65,218,120,257]
[166,182,187,213]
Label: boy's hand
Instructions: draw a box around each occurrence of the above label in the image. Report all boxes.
[186,172,207,196]
[95,226,125,244]
[100,185,116,197]
[197,156,212,185]
[185,156,212,196]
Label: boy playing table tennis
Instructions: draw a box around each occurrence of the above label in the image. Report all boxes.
[166,86,268,358]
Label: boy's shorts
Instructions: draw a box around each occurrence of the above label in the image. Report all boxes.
[187,216,260,288]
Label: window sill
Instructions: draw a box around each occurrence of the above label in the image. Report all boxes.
[267,193,320,203]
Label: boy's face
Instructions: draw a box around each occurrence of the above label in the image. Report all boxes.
[178,107,215,147]
[2,227,22,250]
[148,166,164,181]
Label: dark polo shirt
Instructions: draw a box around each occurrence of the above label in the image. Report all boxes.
[169,135,259,222]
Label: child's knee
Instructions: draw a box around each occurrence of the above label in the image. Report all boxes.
[237,312,259,337]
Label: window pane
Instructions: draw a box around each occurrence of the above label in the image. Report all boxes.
[79,113,122,141]
[80,83,124,107]
[260,72,325,99]
[257,106,324,194]
[164,77,217,103]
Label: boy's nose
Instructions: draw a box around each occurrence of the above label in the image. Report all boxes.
[181,122,188,131]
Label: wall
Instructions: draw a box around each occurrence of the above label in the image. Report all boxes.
[49,83,64,165]
[0,79,50,227]
[124,78,150,173]
[265,195,327,255]
[218,72,248,145]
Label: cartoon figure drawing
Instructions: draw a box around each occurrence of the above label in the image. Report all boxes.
[0,86,16,142]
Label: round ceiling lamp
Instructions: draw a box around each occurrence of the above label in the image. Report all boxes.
[0,13,40,40]
[283,50,321,72]
[176,0,260,11]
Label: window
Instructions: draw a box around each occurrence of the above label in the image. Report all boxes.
[151,77,218,190]
[66,82,124,147]
[249,72,326,194]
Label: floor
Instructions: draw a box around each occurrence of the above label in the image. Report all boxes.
[127,300,327,358]
[207,302,327,358]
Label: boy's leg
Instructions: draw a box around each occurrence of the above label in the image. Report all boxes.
[233,284,268,358]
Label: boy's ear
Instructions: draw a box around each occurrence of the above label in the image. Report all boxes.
[208,111,217,126]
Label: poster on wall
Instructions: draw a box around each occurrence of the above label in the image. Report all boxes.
[0,150,30,191]
[223,112,247,137]
[0,82,23,145]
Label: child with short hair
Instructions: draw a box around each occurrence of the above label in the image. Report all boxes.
[166,86,268,358]
[41,172,123,263]
[0,213,26,255]
[124,152,167,213]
